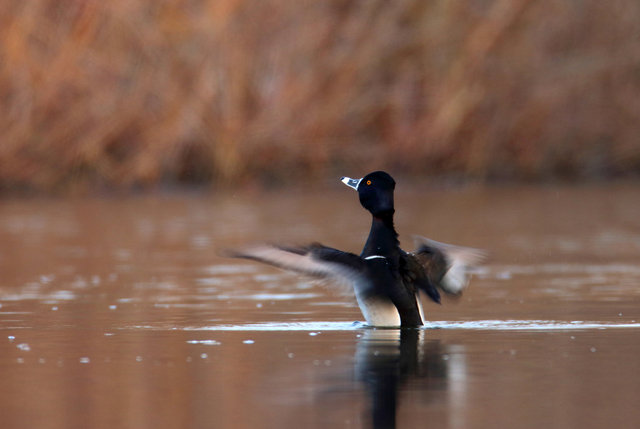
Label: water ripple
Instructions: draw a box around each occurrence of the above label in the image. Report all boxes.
[428,320,640,331]
[138,320,640,332]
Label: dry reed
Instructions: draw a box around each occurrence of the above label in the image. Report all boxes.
[1,0,640,192]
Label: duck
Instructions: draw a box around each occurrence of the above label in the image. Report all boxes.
[230,171,484,327]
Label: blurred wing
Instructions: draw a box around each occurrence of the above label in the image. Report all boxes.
[400,252,441,304]
[228,243,367,289]
[412,236,486,295]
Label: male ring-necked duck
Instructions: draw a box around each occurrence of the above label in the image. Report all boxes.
[231,171,484,327]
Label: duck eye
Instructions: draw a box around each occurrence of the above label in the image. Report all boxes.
[366,180,372,185]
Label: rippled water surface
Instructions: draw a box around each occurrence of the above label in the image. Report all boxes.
[1,184,640,428]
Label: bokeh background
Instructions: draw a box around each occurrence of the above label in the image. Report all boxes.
[2,0,640,193]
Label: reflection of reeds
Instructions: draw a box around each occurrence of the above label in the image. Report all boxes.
[1,0,640,191]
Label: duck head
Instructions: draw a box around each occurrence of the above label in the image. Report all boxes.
[341,171,396,217]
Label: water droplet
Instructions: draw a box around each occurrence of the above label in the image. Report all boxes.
[51,306,58,311]
[136,356,143,362]
[79,357,90,364]
[287,353,295,358]
[16,343,30,352]
[497,271,512,280]
[8,335,15,342]
[108,305,117,310]
[243,340,255,344]
[590,347,597,353]
[200,353,208,359]
[186,340,221,346]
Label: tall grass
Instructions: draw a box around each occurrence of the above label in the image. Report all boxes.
[1,0,640,192]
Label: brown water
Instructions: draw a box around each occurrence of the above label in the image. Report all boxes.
[1,184,640,429]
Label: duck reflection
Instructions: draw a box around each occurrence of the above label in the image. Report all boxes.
[354,328,455,429]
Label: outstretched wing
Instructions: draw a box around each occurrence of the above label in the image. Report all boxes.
[400,251,442,304]
[412,236,486,295]
[228,242,367,289]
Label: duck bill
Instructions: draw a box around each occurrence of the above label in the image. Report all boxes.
[340,176,362,191]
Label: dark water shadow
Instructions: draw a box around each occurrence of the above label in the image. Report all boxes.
[354,328,452,429]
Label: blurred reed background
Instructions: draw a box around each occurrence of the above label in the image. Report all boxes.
[1,0,640,193]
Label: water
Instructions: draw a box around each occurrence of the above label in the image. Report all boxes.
[1,184,640,429]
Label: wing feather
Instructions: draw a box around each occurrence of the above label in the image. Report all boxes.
[228,243,367,289]
[412,236,486,295]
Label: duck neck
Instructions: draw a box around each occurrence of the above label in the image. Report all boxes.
[361,210,399,258]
